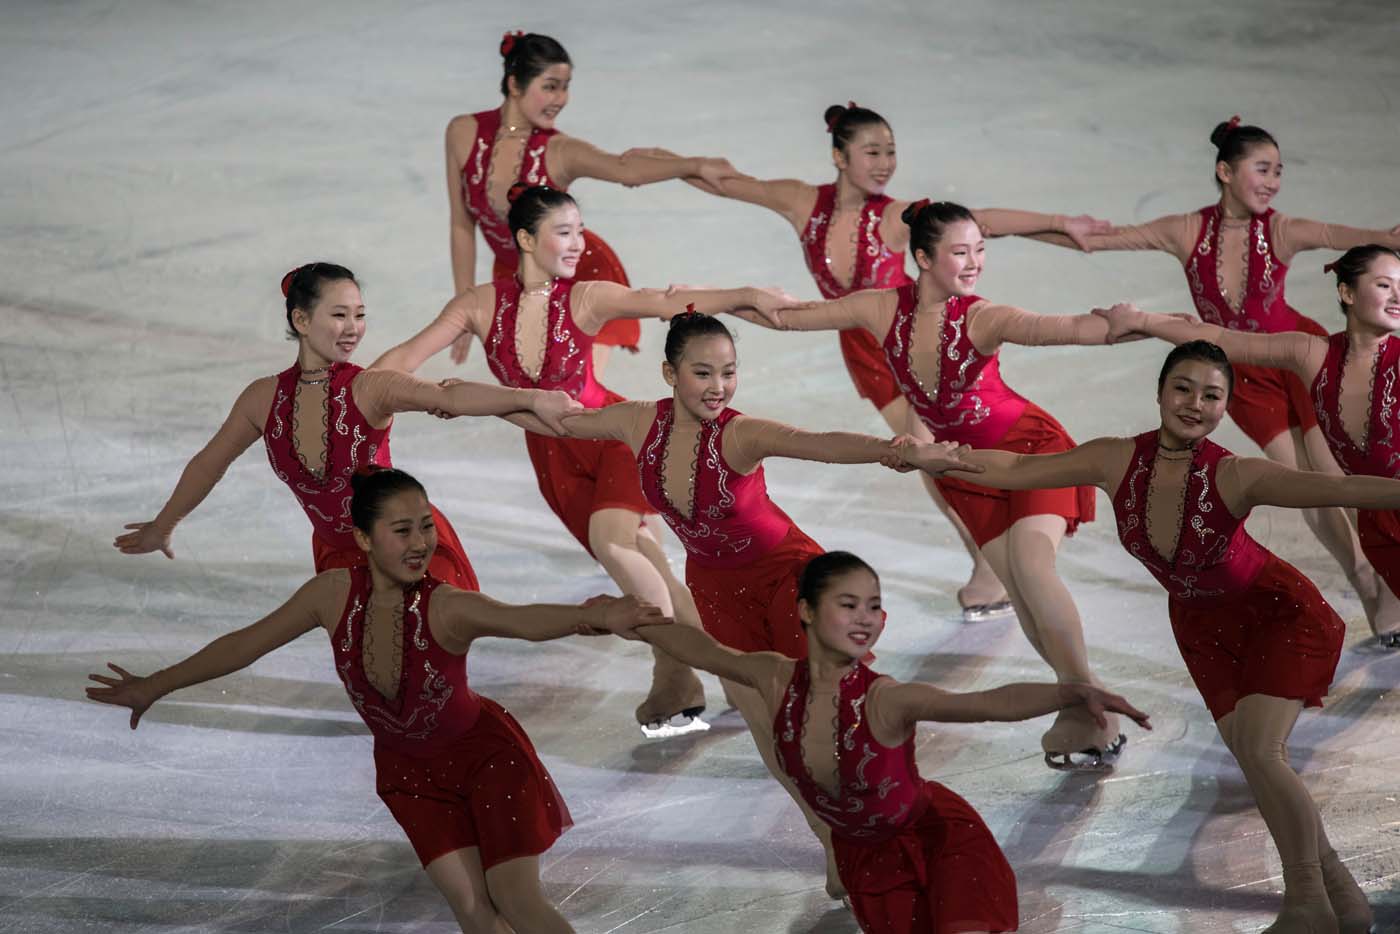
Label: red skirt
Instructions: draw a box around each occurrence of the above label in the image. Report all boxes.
[1168,553,1343,721]
[1226,312,1326,448]
[523,388,654,558]
[686,525,823,656]
[493,228,639,349]
[374,697,571,870]
[1357,508,1400,599]
[312,503,479,591]
[838,781,1018,934]
[934,401,1096,547]
[839,327,902,411]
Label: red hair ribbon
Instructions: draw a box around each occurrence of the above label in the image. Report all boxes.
[685,302,699,315]
[910,198,930,216]
[280,265,307,298]
[1323,261,1338,274]
[826,101,860,132]
[1226,114,1241,131]
[506,182,530,204]
[500,30,524,57]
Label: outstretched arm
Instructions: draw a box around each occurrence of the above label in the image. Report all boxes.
[878,679,1151,734]
[1274,214,1400,265]
[433,589,670,652]
[85,573,333,728]
[1094,303,1322,381]
[634,620,785,691]
[114,380,267,559]
[370,291,484,375]
[556,400,647,445]
[726,416,980,475]
[1226,457,1400,513]
[968,301,1139,355]
[743,287,894,336]
[901,436,1117,491]
[1012,213,1194,262]
[554,136,742,190]
[354,370,582,435]
[571,280,804,330]
[972,209,1113,251]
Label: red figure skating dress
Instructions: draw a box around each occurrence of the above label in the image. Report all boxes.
[882,287,1096,545]
[330,567,570,867]
[637,399,821,656]
[1112,431,1343,719]
[1312,332,1400,596]
[484,278,654,555]
[773,660,1018,933]
[263,362,479,590]
[799,184,911,410]
[462,108,638,350]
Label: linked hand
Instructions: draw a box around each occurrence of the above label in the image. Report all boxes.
[428,378,468,420]
[591,594,673,640]
[1063,214,1114,252]
[86,663,157,730]
[532,390,585,435]
[114,521,174,559]
[1091,302,1146,345]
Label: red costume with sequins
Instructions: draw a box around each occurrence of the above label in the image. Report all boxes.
[800,184,911,410]
[484,278,654,556]
[330,567,569,868]
[637,399,820,655]
[1113,432,1343,719]
[262,362,479,590]
[1184,204,1328,446]
[462,108,639,349]
[882,287,1096,546]
[773,660,1017,933]
[1311,332,1400,596]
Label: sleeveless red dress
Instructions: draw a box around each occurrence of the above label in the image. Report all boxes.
[881,287,1096,545]
[1183,204,1328,446]
[1112,432,1343,719]
[799,184,911,410]
[484,278,654,555]
[330,568,570,868]
[462,108,638,349]
[1311,332,1400,595]
[637,399,821,655]
[262,362,478,590]
[773,660,1017,933]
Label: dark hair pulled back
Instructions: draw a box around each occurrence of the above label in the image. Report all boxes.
[823,101,889,154]
[902,199,977,261]
[281,262,358,340]
[506,185,578,249]
[664,305,733,367]
[499,31,571,97]
[797,551,879,610]
[350,467,428,533]
[1209,116,1278,190]
[1157,340,1235,399]
[1325,245,1400,316]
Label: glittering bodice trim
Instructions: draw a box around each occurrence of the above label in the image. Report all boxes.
[881,286,1027,448]
[1183,204,1298,333]
[1112,431,1267,601]
[799,184,911,300]
[485,278,602,406]
[773,660,921,841]
[330,567,481,753]
[263,363,391,549]
[637,399,790,566]
[461,108,560,266]
[1313,332,1400,478]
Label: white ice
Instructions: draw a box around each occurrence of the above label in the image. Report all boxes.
[2,1,1398,931]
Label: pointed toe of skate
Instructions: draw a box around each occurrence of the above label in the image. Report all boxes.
[960,598,1015,623]
[1043,733,1127,773]
[635,668,707,739]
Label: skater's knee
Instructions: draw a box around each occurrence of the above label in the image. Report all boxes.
[1230,733,1289,773]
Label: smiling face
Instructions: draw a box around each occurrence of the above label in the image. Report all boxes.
[915,218,985,296]
[800,567,885,661]
[835,121,896,196]
[354,489,437,587]
[1341,253,1400,334]
[292,278,365,366]
[1217,142,1282,216]
[509,63,571,129]
[1157,359,1230,447]
[517,202,584,279]
[663,332,737,421]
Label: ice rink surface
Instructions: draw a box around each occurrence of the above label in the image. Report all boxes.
[3,1,1399,930]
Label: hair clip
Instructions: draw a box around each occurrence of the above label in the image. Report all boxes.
[1226,114,1241,131]
[500,30,524,57]
[281,265,308,297]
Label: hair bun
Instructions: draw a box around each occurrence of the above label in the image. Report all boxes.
[823,104,848,132]
[500,29,524,58]
[280,266,303,298]
[1210,115,1242,149]
[901,198,930,226]
[507,182,530,204]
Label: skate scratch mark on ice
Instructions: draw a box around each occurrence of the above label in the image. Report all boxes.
[558,856,621,905]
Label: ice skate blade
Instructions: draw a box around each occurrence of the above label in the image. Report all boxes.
[1377,630,1400,649]
[961,599,1014,623]
[639,710,710,740]
[1044,733,1126,773]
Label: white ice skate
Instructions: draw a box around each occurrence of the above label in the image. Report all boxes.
[639,709,710,739]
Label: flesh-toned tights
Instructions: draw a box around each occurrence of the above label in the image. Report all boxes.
[425,849,572,933]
